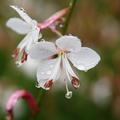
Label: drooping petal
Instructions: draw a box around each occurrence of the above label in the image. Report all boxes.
[6,90,39,120]
[67,47,101,71]
[29,42,57,60]
[10,5,32,24]
[56,35,81,52]
[6,18,31,34]
[37,58,61,90]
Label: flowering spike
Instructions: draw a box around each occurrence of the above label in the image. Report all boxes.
[44,80,53,90]
[6,90,39,120]
[71,76,80,89]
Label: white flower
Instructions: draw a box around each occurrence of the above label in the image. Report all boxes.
[6,5,41,66]
[29,35,101,98]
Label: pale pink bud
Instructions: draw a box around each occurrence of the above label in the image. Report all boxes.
[37,7,69,30]
[6,90,39,120]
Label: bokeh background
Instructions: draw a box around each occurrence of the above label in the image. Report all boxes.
[0,0,120,120]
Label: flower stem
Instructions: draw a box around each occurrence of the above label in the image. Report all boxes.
[62,0,78,35]
[30,88,46,120]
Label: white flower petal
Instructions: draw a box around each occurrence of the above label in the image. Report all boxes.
[37,59,57,80]
[31,27,40,42]
[6,18,31,34]
[17,32,32,51]
[56,35,81,52]
[67,47,101,71]
[10,5,32,24]
[29,42,57,60]
[37,58,61,89]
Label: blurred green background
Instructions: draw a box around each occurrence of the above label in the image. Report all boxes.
[0,0,120,120]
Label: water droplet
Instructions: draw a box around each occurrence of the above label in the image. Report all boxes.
[41,39,45,42]
[47,71,51,75]
[41,72,45,75]
[59,24,64,28]
[65,91,72,99]
[69,34,73,36]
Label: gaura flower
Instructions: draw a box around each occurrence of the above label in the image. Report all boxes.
[6,90,39,120]
[6,5,41,66]
[29,35,101,99]
[6,5,69,66]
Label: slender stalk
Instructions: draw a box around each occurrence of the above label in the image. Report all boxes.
[62,0,78,34]
[30,89,46,120]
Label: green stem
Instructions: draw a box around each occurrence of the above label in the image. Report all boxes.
[30,89,46,120]
[62,0,78,35]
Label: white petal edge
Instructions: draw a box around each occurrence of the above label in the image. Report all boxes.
[6,18,31,34]
[10,5,32,24]
[67,47,101,71]
[31,27,40,43]
[56,35,81,52]
[17,32,33,52]
[29,41,57,60]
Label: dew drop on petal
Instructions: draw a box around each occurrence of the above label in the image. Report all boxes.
[65,91,72,99]
[46,71,51,75]
[41,72,45,75]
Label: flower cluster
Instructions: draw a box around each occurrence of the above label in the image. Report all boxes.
[6,5,101,99]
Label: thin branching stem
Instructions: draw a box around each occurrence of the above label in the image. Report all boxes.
[62,0,78,34]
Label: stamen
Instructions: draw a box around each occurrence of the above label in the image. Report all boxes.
[12,48,19,59]
[21,51,28,63]
[65,82,72,99]
[44,80,53,90]
[71,76,80,89]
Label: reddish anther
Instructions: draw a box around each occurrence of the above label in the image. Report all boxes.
[21,51,28,63]
[71,77,80,89]
[44,80,53,90]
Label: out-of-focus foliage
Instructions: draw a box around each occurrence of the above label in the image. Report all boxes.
[0,0,120,120]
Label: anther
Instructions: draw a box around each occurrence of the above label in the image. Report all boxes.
[21,51,28,63]
[71,76,80,89]
[44,80,53,90]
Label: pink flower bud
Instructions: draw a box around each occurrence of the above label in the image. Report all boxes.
[37,7,69,30]
[6,90,39,120]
